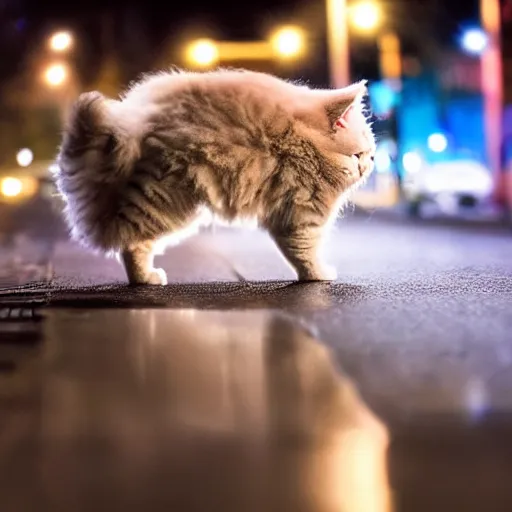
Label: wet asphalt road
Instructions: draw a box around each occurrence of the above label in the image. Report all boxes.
[2,211,512,510]
[1,211,511,419]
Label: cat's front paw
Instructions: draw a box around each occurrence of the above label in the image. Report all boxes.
[147,268,168,285]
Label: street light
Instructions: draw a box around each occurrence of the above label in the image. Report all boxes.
[16,148,34,167]
[461,28,488,55]
[348,2,401,89]
[326,0,384,87]
[0,177,23,198]
[350,1,381,33]
[49,31,73,52]
[270,26,305,59]
[44,63,68,87]
[184,27,305,67]
[185,39,219,67]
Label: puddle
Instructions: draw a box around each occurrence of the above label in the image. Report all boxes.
[0,308,392,512]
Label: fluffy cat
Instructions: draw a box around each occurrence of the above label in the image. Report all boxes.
[54,68,375,285]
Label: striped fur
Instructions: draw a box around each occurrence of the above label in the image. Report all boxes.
[54,69,375,285]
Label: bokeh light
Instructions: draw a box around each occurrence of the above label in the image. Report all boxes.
[49,31,73,52]
[461,28,488,55]
[16,148,33,167]
[374,148,391,173]
[44,63,68,87]
[1,177,23,197]
[402,151,422,174]
[350,2,381,32]
[186,39,219,67]
[271,26,305,59]
[428,133,448,153]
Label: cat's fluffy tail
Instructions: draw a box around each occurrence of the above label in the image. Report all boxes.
[53,91,142,251]
[56,91,140,184]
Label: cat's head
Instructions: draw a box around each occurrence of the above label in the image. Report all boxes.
[295,81,376,183]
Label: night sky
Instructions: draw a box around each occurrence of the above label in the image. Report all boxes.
[16,0,479,34]
[0,0,481,86]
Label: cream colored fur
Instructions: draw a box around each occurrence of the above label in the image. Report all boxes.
[55,69,375,284]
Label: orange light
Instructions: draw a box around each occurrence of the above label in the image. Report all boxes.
[271,26,305,59]
[44,63,68,87]
[49,31,73,52]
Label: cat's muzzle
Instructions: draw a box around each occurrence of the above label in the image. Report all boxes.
[354,151,375,177]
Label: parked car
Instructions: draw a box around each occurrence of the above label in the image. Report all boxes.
[402,158,494,218]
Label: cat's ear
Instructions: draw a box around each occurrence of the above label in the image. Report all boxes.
[320,80,367,128]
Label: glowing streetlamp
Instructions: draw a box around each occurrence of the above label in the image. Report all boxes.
[326,0,384,87]
[348,2,401,89]
[184,27,305,67]
[49,31,73,52]
[271,26,305,59]
[461,28,488,55]
[16,148,34,167]
[0,177,23,198]
[350,1,381,33]
[44,63,68,87]
[186,39,219,67]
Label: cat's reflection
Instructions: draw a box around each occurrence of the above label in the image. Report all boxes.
[39,309,392,512]
[124,310,393,512]
[263,316,392,512]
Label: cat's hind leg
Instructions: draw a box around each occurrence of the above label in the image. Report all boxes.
[116,177,203,285]
[121,240,167,285]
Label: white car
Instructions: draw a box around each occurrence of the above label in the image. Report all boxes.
[402,159,494,217]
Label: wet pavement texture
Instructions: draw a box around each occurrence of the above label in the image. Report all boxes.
[1,213,512,510]
[1,308,511,512]
[0,215,511,413]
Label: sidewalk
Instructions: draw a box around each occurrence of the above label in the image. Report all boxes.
[349,201,511,230]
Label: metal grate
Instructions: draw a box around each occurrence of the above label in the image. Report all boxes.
[0,306,44,323]
[0,303,45,377]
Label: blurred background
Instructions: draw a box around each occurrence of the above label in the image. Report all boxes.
[2,6,512,508]
[0,0,512,239]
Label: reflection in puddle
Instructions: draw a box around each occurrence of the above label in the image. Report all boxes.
[464,377,490,422]
[9,309,392,511]
[0,236,55,287]
[263,316,391,512]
